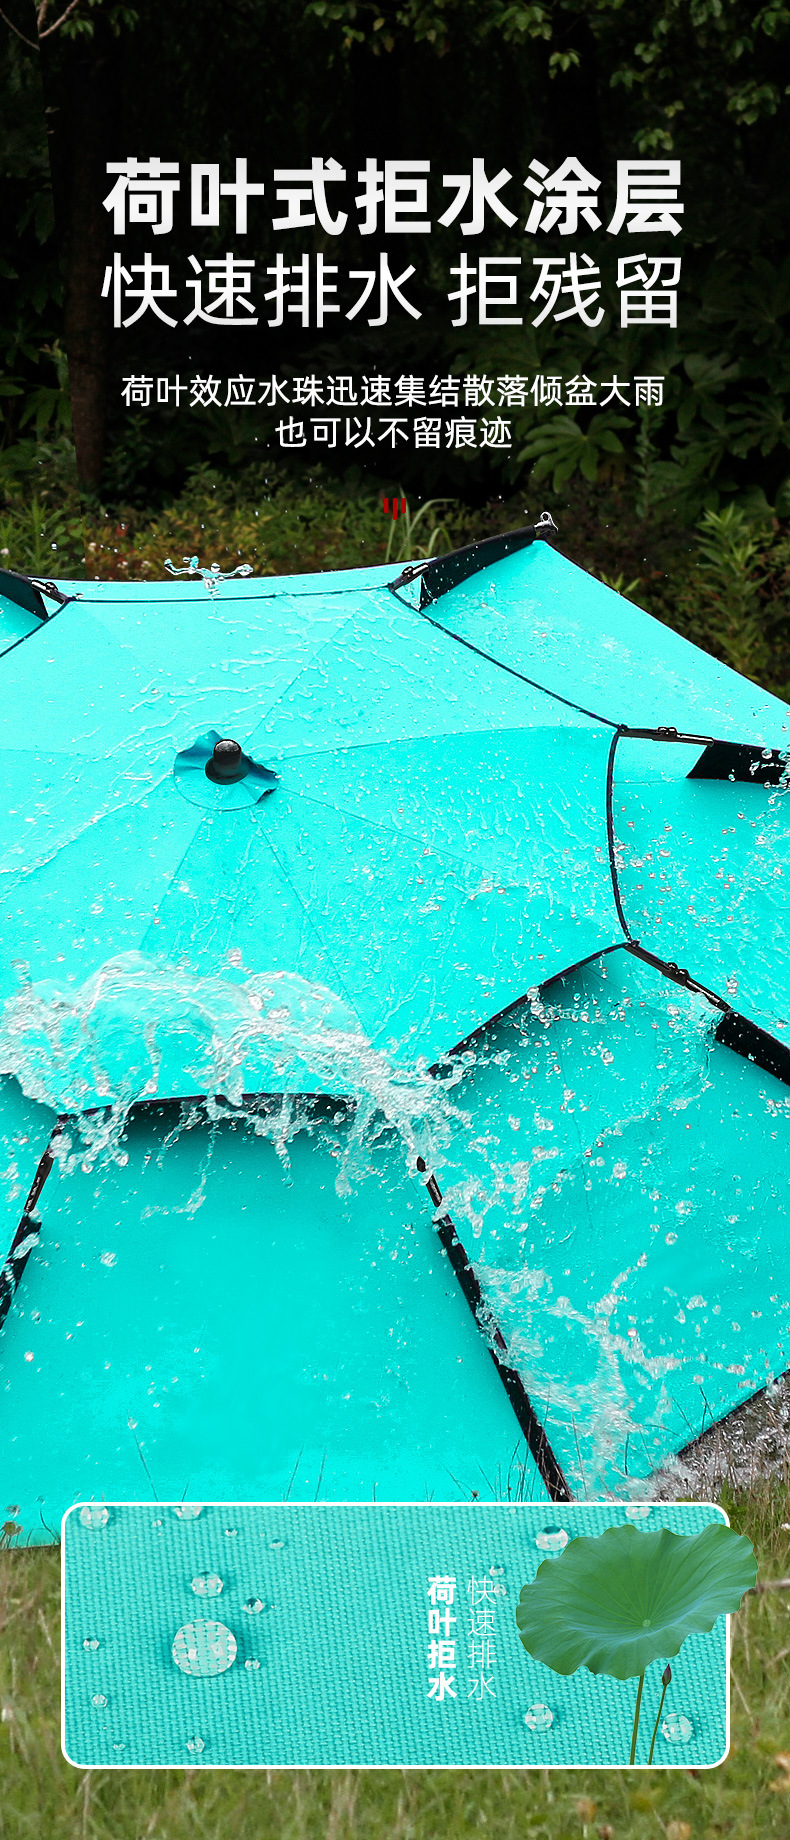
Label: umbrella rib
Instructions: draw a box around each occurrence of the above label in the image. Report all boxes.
[0,1118,66,1338]
[255,830,368,1025]
[606,730,634,941]
[243,599,393,752]
[269,777,558,879]
[430,942,628,1070]
[415,1156,572,1503]
[609,732,790,1086]
[78,580,396,608]
[418,611,618,730]
[269,718,598,766]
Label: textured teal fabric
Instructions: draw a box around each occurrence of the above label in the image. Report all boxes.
[62,1500,729,1768]
[615,735,790,1042]
[2,543,790,1526]
[435,948,790,1491]
[0,587,40,651]
[0,558,622,1105]
[419,539,787,742]
[1,1101,547,1539]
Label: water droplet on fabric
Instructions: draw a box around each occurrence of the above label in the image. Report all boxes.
[91,1694,108,1709]
[174,1505,203,1519]
[268,1538,286,1550]
[625,1505,651,1520]
[489,1564,505,1576]
[524,1702,554,1730]
[79,1506,109,1530]
[172,1620,237,1677]
[224,1528,238,1537]
[113,1741,125,1753]
[535,1526,568,1553]
[242,1598,265,1615]
[185,1735,206,1753]
[82,1637,100,1651]
[661,1712,693,1743]
[191,1573,223,1596]
[244,1659,261,1670]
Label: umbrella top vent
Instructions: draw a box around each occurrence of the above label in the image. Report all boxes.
[205,738,247,784]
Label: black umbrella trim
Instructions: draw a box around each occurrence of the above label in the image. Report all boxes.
[0,1118,65,1336]
[415,1158,572,1503]
[388,522,545,605]
[606,729,790,1087]
[0,567,80,620]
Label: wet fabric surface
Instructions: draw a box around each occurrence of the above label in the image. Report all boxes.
[62,1499,727,1767]
[1,543,789,1511]
[0,1098,544,1535]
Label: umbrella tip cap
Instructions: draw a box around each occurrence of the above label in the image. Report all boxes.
[205,738,247,783]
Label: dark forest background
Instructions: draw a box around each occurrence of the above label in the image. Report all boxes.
[2,1,790,692]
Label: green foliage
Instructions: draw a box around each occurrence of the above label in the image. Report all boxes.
[520,412,630,490]
[0,432,83,574]
[306,0,790,147]
[0,0,139,52]
[515,1520,757,1681]
[384,493,455,563]
[0,30,65,457]
[79,463,419,580]
[671,505,790,693]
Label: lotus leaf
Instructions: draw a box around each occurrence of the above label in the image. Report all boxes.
[515,1520,756,1682]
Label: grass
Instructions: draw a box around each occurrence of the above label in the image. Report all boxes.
[1,1482,789,1840]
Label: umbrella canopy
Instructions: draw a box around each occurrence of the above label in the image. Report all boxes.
[0,533,626,1112]
[1,527,789,1521]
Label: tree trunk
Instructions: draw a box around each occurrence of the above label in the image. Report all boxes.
[41,26,115,495]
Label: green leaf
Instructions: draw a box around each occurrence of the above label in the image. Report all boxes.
[515,1520,756,1682]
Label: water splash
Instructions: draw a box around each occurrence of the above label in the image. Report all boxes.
[0,953,468,1194]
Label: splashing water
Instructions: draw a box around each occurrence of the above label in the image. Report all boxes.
[0,953,469,1194]
[1,936,782,1504]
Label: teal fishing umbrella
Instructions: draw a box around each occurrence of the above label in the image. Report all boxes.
[0,526,788,1523]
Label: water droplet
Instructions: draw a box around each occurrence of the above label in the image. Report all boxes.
[91,1694,108,1709]
[492,1581,508,1596]
[489,1564,505,1576]
[151,1519,164,1530]
[185,1735,206,1754]
[191,1573,223,1596]
[625,1504,651,1520]
[113,1741,125,1753]
[82,1637,100,1652]
[268,1537,286,1550]
[224,1527,238,1537]
[174,1505,203,1520]
[244,1659,261,1671]
[535,1526,568,1554]
[79,1506,109,1530]
[172,1620,237,1677]
[661,1712,693,1744]
[242,1598,265,1615]
[524,1702,554,1731]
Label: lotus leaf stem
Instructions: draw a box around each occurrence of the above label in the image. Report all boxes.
[630,1672,645,1766]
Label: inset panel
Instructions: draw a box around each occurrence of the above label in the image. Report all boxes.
[62,1500,732,1768]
